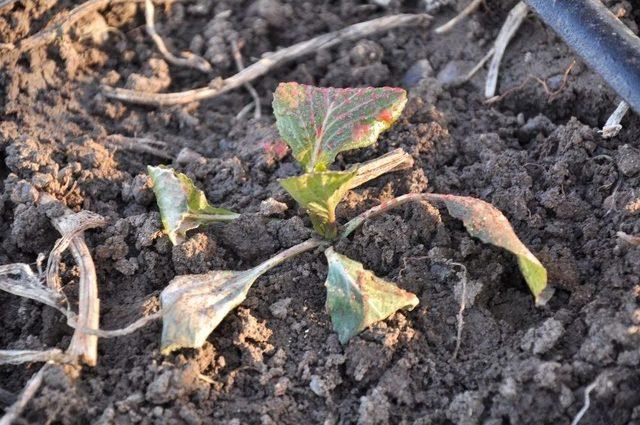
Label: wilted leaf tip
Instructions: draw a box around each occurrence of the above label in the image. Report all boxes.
[324,247,418,344]
[427,193,550,304]
[147,165,239,245]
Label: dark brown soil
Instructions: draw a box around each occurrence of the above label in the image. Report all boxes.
[2,0,640,424]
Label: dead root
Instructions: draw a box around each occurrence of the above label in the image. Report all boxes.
[485,60,575,105]
[144,0,211,73]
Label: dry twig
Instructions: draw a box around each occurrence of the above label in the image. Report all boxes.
[601,101,630,139]
[144,0,211,73]
[231,39,261,120]
[570,378,600,425]
[485,1,528,98]
[0,349,72,366]
[102,13,432,106]
[434,0,483,34]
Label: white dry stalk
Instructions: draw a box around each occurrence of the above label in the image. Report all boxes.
[0,349,72,366]
[40,194,106,367]
[348,148,414,190]
[460,47,495,85]
[443,261,469,360]
[434,0,483,34]
[570,378,600,425]
[0,263,67,313]
[601,101,630,139]
[230,39,262,120]
[0,364,48,425]
[144,0,211,73]
[46,210,106,292]
[485,2,529,98]
[104,134,173,160]
[102,13,432,106]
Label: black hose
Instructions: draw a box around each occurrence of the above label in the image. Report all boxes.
[522,0,640,114]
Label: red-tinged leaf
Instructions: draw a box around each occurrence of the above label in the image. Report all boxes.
[273,83,407,172]
[427,194,551,305]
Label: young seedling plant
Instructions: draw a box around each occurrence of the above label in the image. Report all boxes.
[148,82,552,353]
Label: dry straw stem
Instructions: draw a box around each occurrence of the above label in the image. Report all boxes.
[0,349,72,366]
[144,0,211,73]
[0,263,67,313]
[602,101,630,139]
[104,134,173,159]
[230,39,262,120]
[40,193,105,367]
[348,148,414,190]
[570,378,601,425]
[485,1,529,98]
[102,13,432,106]
[0,364,48,425]
[434,0,483,34]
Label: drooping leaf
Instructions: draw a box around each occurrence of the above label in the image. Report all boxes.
[324,247,419,343]
[160,238,323,354]
[148,166,239,245]
[160,269,255,354]
[280,169,358,239]
[426,194,551,305]
[273,82,407,172]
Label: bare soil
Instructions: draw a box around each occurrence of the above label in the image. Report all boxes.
[1,0,640,424]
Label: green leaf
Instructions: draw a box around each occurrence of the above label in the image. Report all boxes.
[427,194,551,305]
[273,83,407,172]
[148,165,239,245]
[324,247,419,344]
[160,269,256,354]
[279,169,357,239]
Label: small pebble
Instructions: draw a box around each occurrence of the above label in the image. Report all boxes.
[402,59,434,88]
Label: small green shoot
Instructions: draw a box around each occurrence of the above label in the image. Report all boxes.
[324,247,419,343]
[147,166,239,245]
[274,82,409,239]
[146,82,551,353]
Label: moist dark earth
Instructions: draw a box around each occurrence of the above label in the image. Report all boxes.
[1,0,640,423]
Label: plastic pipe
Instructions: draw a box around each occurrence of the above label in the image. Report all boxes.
[523,0,640,114]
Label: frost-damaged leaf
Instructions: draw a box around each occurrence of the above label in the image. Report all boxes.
[427,194,551,305]
[280,169,357,239]
[160,270,254,354]
[160,239,323,353]
[273,82,407,172]
[324,247,419,343]
[148,165,239,245]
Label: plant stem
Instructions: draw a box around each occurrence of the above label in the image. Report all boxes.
[348,148,414,190]
[184,212,241,222]
[252,238,327,276]
[341,193,428,239]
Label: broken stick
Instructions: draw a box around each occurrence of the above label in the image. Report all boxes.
[102,13,432,106]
